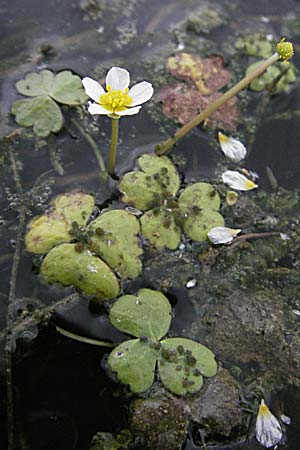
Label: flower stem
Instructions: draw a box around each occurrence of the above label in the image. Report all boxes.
[156,52,280,156]
[108,118,119,175]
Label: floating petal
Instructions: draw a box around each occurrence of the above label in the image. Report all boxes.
[222,170,258,191]
[256,399,282,448]
[218,132,246,162]
[207,226,241,244]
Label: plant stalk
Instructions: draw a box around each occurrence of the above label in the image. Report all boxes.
[156,52,280,155]
[108,118,119,175]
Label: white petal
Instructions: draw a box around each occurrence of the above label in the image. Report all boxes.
[207,227,241,245]
[218,132,247,162]
[116,106,141,116]
[280,414,291,425]
[256,399,282,448]
[222,170,258,191]
[88,103,110,115]
[106,67,130,91]
[128,81,154,106]
[82,77,105,102]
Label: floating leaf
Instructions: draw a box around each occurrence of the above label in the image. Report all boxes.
[246,61,296,93]
[119,154,180,210]
[50,71,88,105]
[40,244,119,300]
[25,192,95,254]
[11,96,63,137]
[158,338,217,395]
[178,182,224,241]
[178,182,221,213]
[88,210,142,279]
[109,289,171,340]
[108,339,158,393]
[183,209,224,242]
[15,69,88,105]
[16,70,55,97]
[140,207,181,250]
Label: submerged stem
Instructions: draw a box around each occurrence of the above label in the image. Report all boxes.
[70,117,106,174]
[108,118,119,176]
[48,134,64,175]
[156,52,280,155]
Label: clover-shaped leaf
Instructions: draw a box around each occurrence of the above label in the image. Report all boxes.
[140,207,181,250]
[25,192,95,254]
[108,340,158,393]
[11,96,63,137]
[12,70,88,136]
[88,210,142,279]
[158,338,217,395]
[40,244,120,300]
[108,289,217,395]
[109,289,171,340]
[15,69,88,105]
[119,154,180,210]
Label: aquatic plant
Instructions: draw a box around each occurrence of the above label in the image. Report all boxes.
[156,39,294,155]
[82,67,153,175]
[25,191,143,300]
[119,153,224,248]
[11,70,87,137]
[108,288,217,394]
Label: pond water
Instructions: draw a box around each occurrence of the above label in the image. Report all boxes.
[1,0,300,449]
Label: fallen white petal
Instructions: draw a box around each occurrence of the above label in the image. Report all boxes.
[218,132,247,162]
[186,279,197,288]
[88,103,110,115]
[128,81,154,106]
[280,233,290,241]
[256,399,282,448]
[82,77,105,102]
[207,227,241,244]
[222,170,258,191]
[106,67,130,91]
[116,106,142,116]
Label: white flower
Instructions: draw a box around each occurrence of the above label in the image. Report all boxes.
[256,399,282,448]
[222,170,258,191]
[218,132,247,162]
[207,227,241,244]
[82,67,154,118]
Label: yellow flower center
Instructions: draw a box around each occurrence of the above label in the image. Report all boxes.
[100,85,133,112]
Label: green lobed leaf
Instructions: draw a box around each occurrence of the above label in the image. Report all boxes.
[88,210,142,279]
[119,154,180,210]
[15,69,88,105]
[25,192,95,254]
[183,209,224,242]
[178,182,221,213]
[50,70,88,105]
[16,70,55,96]
[140,207,181,250]
[109,288,171,340]
[11,96,63,137]
[40,244,120,300]
[247,61,297,93]
[158,338,217,395]
[178,182,224,242]
[108,339,158,393]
